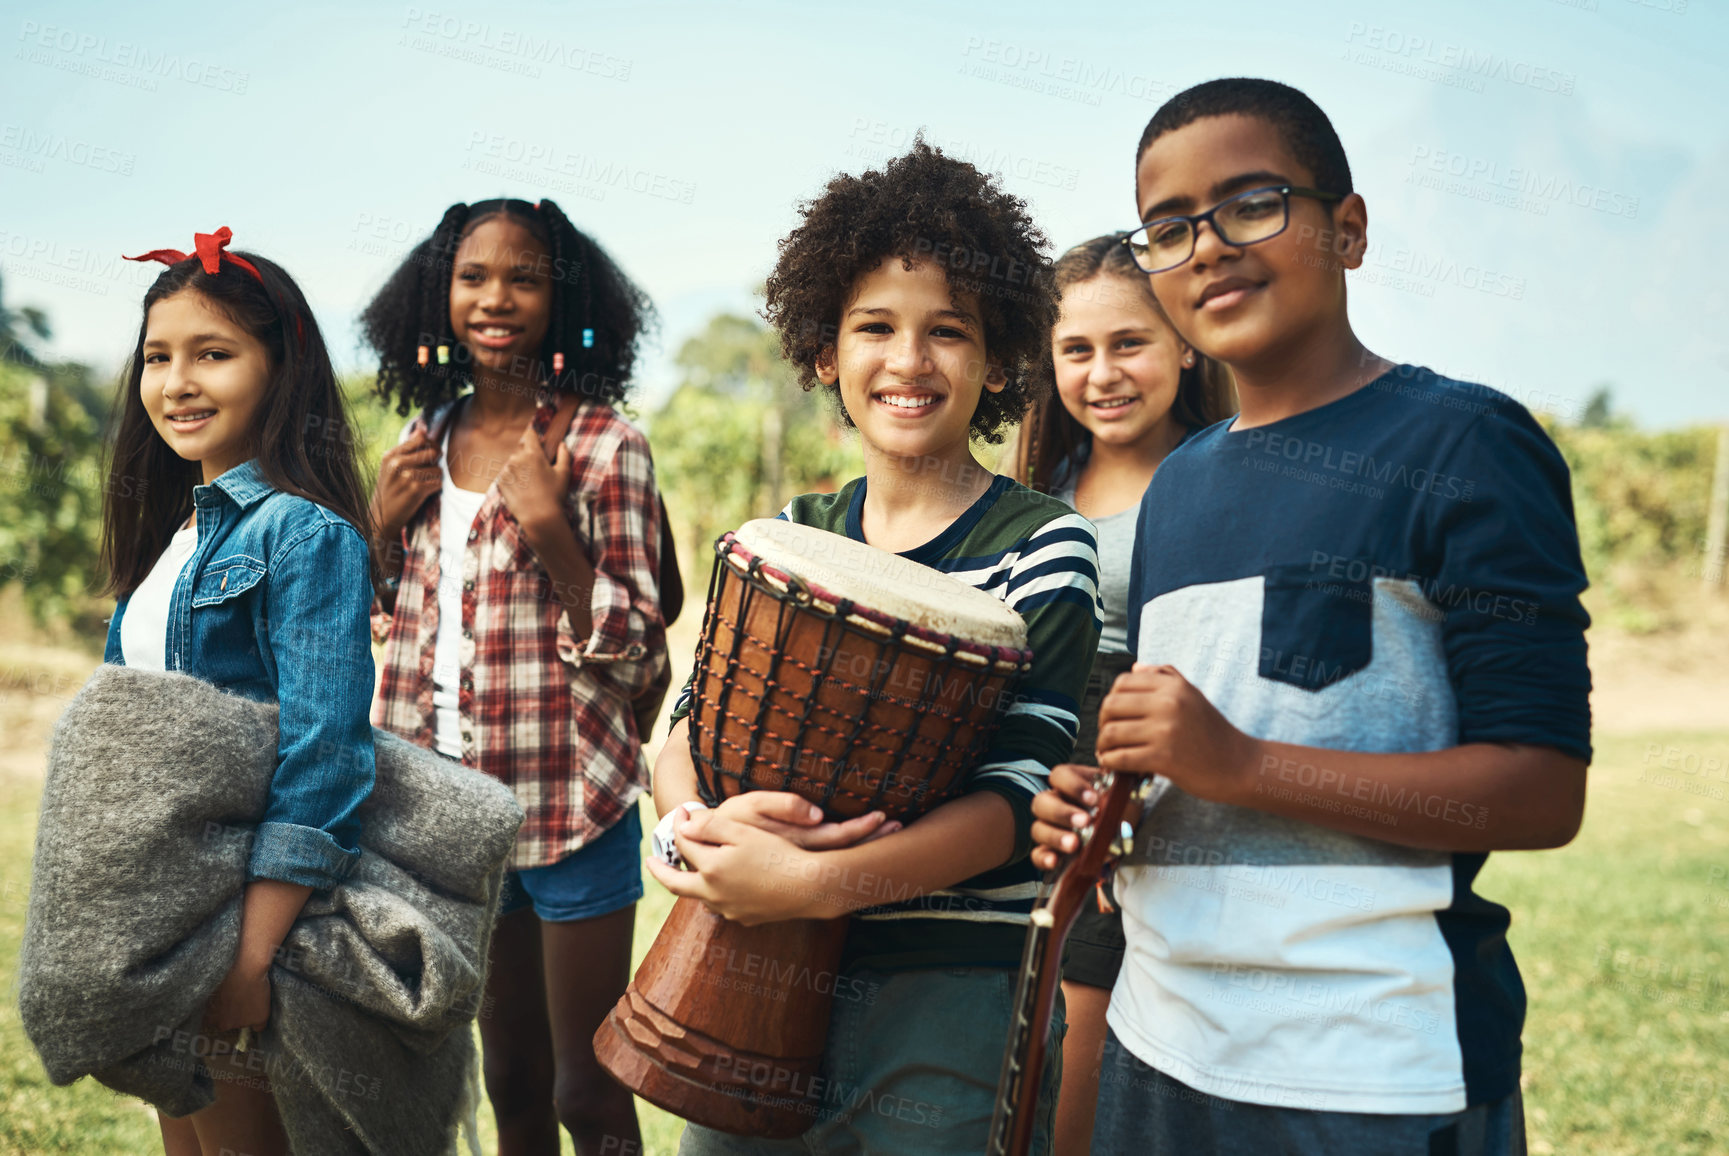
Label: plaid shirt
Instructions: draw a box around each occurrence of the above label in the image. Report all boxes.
[372,392,666,869]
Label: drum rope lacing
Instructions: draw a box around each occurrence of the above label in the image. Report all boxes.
[689,533,1031,817]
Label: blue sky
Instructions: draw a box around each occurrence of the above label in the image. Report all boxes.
[2,0,1724,427]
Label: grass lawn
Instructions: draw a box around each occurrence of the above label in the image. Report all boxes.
[3,730,1726,1154]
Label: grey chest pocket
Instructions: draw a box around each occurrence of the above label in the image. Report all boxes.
[1258,563,1372,691]
[191,556,266,607]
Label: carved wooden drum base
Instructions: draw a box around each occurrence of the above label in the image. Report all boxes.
[594,896,851,1138]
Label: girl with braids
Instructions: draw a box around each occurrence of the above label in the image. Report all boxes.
[362,198,666,1156]
[1005,233,1233,1156]
[100,228,376,1156]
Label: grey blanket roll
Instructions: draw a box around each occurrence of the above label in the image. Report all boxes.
[18,664,525,1155]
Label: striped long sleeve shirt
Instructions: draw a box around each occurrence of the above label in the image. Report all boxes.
[672,473,1101,970]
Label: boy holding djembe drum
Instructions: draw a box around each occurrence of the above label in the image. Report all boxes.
[644,139,1102,1155]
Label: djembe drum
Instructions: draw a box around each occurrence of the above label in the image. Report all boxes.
[594,519,1032,1137]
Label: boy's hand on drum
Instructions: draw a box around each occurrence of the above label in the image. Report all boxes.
[1030,764,1103,871]
[1096,663,1262,804]
[645,810,819,925]
[709,792,901,850]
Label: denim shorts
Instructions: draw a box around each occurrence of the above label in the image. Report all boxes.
[497,805,644,922]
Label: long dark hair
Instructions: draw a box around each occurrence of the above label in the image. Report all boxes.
[1011,233,1236,493]
[100,252,372,596]
[360,198,655,416]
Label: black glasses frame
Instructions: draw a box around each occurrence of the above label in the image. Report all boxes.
[1122,185,1345,274]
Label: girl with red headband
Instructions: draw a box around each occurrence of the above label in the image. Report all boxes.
[101,229,377,1155]
[361,199,670,1156]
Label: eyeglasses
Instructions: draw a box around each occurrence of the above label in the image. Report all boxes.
[1121,185,1345,274]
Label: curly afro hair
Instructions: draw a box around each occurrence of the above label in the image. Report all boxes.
[762,137,1058,443]
[360,198,655,417]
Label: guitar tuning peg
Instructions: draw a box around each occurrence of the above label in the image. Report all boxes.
[1111,819,1136,858]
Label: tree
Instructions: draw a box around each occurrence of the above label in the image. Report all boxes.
[0,272,115,635]
[649,313,860,582]
[0,359,107,634]
[1580,386,1617,430]
[0,269,52,373]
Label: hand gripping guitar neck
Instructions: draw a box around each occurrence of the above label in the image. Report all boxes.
[986,771,1148,1156]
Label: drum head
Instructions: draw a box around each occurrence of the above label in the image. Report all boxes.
[732,519,1028,650]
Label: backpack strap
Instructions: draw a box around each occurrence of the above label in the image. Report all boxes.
[538,392,581,461]
[541,395,686,634]
[657,494,684,627]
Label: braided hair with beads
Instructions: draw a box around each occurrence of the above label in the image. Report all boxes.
[360,198,654,417]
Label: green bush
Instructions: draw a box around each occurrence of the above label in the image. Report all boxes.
[649,313,862,579]
[1542,416,1716,579]
[1,276,1721,641]
[0,362,108,635]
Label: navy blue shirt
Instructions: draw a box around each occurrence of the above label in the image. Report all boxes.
[1108,366,1590,1115]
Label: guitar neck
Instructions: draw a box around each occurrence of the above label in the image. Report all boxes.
[986,907,1059,1156]
[986,774,1135,1156]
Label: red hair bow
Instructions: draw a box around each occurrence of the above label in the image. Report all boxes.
[125,226,263,283]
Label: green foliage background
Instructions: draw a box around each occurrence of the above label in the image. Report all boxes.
[0,278,1720,646]
[1544,416,1716,572]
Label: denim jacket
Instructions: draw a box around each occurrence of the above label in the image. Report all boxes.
[104,460,376,891]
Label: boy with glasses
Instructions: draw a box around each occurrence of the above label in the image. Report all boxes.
[1032,77,1590,1155]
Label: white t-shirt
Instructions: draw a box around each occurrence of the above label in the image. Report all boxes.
[432,423,488,759]
[121,522,199,672]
